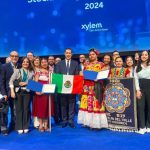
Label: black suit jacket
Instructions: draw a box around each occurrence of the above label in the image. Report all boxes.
[55,60,79,75]
[1,62,15,96]
[0,62,2,93]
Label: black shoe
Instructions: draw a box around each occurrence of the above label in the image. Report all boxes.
[9,125,15,132]
[69,123,75,128]
[55,120,61,125]
[62,123,67,128]
[1,130,8,136]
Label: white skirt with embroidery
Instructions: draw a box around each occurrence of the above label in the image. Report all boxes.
[78,110,108,129]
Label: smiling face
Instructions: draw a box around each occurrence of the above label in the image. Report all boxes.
[84,59,89,66]
[10,51,19,65]
[22,58,30,69]
[41,59,48,69]
[65,49,72,60]
[33,58,40,68]
[126,57,133,67]
[103,55,111,65]
[27,52,34,62]
[115,57,123,68]
[48,56,55,66]
[79,55,85,63]
[141,51,149,63]
[113,51,120,61]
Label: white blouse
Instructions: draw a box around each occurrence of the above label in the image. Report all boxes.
[134,65,150,90]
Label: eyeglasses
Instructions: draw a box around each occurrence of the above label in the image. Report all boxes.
[10,55,18,58]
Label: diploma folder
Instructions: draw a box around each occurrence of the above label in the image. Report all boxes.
[27,80,56,93]
[83,70,109,80]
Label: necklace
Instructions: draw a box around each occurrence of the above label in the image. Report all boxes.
[90,61,98,70]
[114,67,125,77]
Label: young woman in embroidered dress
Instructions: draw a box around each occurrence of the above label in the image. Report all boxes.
[109,57,130,78]
[125,56,134,77]
[32,58,52,132]
[32,57,41,128]
[78,49,108,129]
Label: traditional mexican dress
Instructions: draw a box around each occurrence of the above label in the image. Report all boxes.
[78,62,108,129]
[32,70,54,118]
[109,67,130,78]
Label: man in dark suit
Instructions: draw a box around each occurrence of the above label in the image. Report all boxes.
[79,54,86,71]
[0,62,9,135]
[112,50,120,67]
[1,51,19,134]
[0,62,4,134]
[55,48,80,128]
[0,62,2,91]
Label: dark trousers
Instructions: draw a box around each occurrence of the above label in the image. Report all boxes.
[137,79,150,129]
[29,92,34,125]
[0,103,9,133]
[0,96,15,132]
[54,94,61,123]
[15,90,30,130]
[9,97,16,129]
[60,94,76,124]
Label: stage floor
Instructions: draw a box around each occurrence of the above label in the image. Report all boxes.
[0,123,150,150]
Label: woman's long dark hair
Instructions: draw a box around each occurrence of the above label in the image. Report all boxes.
[134,51,139,66]
[103,54,113,68]
[21,57,32,71]
[40,57,49,70]
[125,56,135,68]
[89,48,100,56]
[136,50,150,73]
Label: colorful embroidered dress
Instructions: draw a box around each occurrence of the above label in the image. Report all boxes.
[78,62,108,128]
[32,71,54,118]
[109,67,130,78]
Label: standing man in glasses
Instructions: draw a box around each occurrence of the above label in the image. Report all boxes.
[0,51,19,135]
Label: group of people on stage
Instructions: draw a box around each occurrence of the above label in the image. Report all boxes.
[0,48,150,135]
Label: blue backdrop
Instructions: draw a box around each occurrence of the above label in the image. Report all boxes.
[0,0,149,57]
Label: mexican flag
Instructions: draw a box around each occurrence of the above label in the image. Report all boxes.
[51,73,84,94]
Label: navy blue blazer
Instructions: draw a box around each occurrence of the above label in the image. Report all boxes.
[1,62,16,96]
[54,60,79,75]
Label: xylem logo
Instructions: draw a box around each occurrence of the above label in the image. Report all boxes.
[81,22,108,32]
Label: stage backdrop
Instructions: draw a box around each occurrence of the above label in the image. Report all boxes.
[104,78,138,131]
[0,0,149,57]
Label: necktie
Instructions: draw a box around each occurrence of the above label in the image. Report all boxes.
[66,60,69,75]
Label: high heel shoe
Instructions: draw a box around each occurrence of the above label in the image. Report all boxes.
[39,127,44,132]
[44,126,50,131]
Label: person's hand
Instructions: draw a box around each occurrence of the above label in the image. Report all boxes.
[79,71,83,76]
[3,95,8,101]
[19,82,27,86]
[94,79,98,82]
[126,74,130,78]
[101,68,107,71]
[11,91,16,99]
[34,74,40,82]
[136,90,142,99]
[36,92,42,95]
